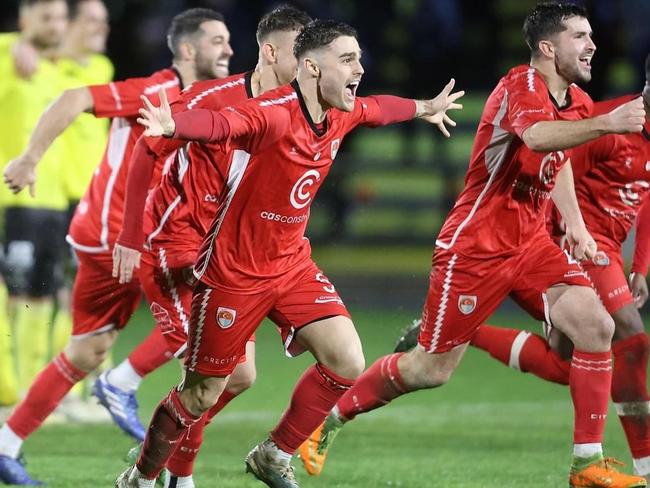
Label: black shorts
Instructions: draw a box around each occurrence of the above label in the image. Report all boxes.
[3,207,68,297]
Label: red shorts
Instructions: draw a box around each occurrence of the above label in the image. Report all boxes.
[418,236,592,353]
[582,244,633,314]
[72,251,141,337]
[186,260,350,376]
[140,247,256,357]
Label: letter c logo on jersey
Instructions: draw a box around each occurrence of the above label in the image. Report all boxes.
[290,170,321,209]
[216,307,236,329]
[538,151,564,185]
[458,295,477,315]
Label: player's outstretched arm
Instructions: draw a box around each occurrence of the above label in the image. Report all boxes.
[522,96,646,152]
[415,78,465,137]
[551,161,596,261]
[3,86,94,196]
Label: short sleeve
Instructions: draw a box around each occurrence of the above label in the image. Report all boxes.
[503,71,555,138]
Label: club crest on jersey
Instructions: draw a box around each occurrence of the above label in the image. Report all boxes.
[458,295,477,315]
[331,139,340,159]
[216,307,236,329]
[592,251,610,267]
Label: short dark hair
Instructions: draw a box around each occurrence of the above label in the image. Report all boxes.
[69,0,96,19]
[167,8,225,57]
[293,19,357,60]
[256,5,311,43]
[522,2,588,55]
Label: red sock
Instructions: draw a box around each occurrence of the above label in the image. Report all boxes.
[167,390,237,476]
[128,326,174,377]
[7,353,86,439]
[137,389,200,479]
[271,364,354,454]
[611,333,650,458]
[472,325,570,384]
[570,349,612,444]
[337,353,407,421]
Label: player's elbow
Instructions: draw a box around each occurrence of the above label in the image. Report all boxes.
[521,127,551,152]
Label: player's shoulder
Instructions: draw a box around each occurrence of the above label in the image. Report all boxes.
[139,67,182,93]
[179,71,250,109]
[592,94,638,116]
[501,64,548,96]
[567,83,593,114]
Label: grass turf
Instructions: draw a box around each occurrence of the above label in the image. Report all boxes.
[20,306,639,487]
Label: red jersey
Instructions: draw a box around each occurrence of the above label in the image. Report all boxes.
[435,65,593,258]
[179,82,416,293]
[142,72,253,268]
[66,68,183,253]
[569,95,650,250]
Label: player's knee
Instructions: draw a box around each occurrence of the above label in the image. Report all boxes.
[591,311,615,346]
[182,379,225,415]
[226,369,256,395]
[324,345,365,379]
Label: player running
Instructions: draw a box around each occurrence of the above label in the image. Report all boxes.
[466,53,650,482]
[298,4,648,487]
[0,8,232,485]
[109,6,311,486]
[115,18,464,488]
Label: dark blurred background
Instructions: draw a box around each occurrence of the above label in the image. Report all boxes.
[1,0,648,308]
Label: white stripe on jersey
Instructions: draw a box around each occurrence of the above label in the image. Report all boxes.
[146,196,181,250]
[186,77,245,110]
[108,82,123,111]
[158,248,190,335]
[435,91,513,250]
[189,287,212,371]
[259,92,297,107]
[143,78,180,96]
[193,150,251,280]
[526,68,536,92]
[428,253,457,352]
[101,117,132,250]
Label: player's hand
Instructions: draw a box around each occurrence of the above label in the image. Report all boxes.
[112,243,141,284]
[417,78,465,137]
[11,40,38,80]
[628,272,649,309]
[603,97,646,134]
[137,88,175,137]
[3,154,37,197]
[565,225,597,261]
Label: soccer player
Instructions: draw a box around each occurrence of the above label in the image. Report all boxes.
[0,0,69,404]
[298,4,648,487]
[467,54,650,481]
[115,18,464,488]
[0,8,232,485]
[54,0,114,422]
[107,6,312,485]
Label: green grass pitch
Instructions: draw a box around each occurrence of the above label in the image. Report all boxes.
[21,306,640,487]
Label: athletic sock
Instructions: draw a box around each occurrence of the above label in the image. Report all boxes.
[611,333,650,468]
[15,299,53,391]
[270,364,355,454]
[570,349,612,445]
[336,353,407,421]
[6,352,86,440]
[472,325,570,384]
[107,359,143,392]
[0,283,18,405]
[137,389,200,479]
[0,424,24,458]
[167,390,237,476]
[127,326,174,378]
[50,308,83,396]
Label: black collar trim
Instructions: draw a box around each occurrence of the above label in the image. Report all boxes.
[291,79,327,136]
[171,66,184,90]
[244,71,254,99]
[548,88,573,111]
